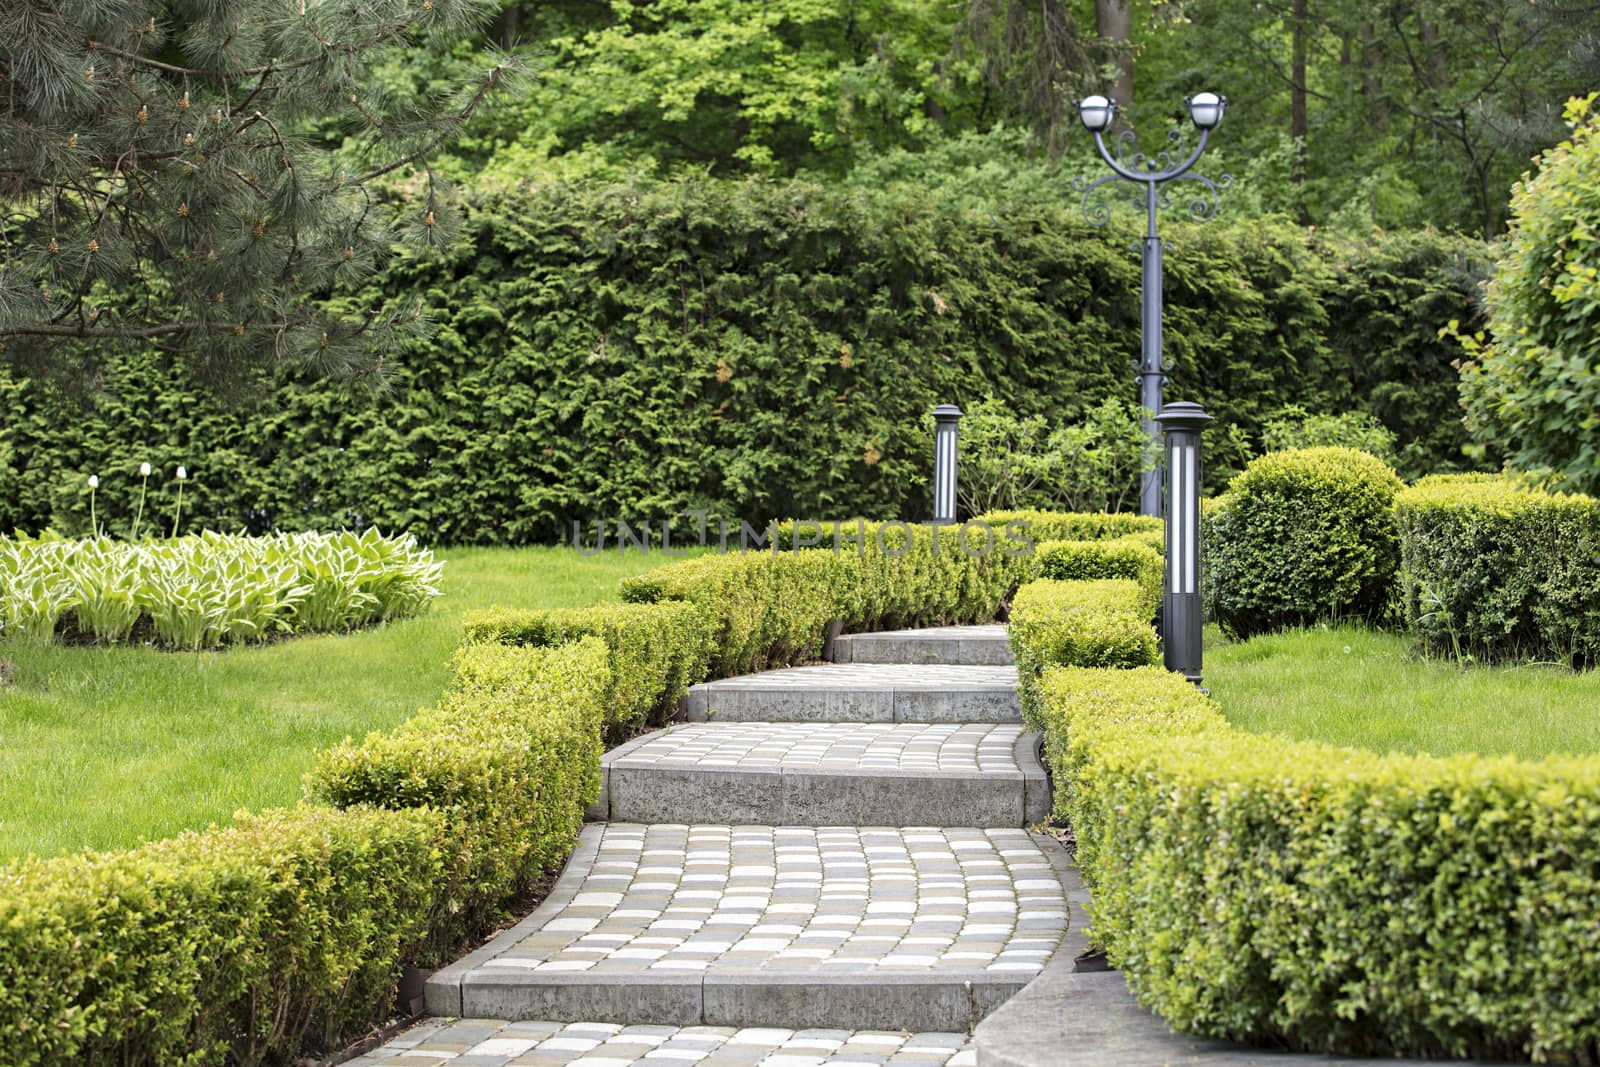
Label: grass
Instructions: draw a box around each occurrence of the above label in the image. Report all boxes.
[0,546,674,860]
[1207,624,1600,760]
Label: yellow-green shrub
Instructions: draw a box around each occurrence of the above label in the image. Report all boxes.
[462,602,709,738]
[1007,578,1159,727]
[978,509,1163,545]
[621,550,843,676]
[1395,473,1600,665]
[308,638,607,959]
[1032,537,1162,619]
[0,805,441,1067]
[1038,665,1600,1062]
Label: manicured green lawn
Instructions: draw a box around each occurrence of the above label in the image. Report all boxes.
[1208,625,1600,759]
[0,547,670,859]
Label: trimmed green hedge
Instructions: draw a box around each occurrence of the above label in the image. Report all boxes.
[309,638,607,959]
[462,602,709,739]
[981,509,1163,546]
[1037,664,1600,1062]
[1007,578,1160,728]
[0,183,1489,542]
[1032,537,1163,620]
[621,550,842,677]
[1395,474,1600,666]
[1,625,611,1066]
[1205,448,1404,637]
[0,806,442,1067]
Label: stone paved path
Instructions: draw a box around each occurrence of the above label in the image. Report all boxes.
[365,625,1082,1064]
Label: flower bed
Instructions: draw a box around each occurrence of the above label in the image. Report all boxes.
[0,529,442,649]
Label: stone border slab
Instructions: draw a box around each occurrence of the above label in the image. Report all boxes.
[588,725,1050,828]
[833,625,1014,666]
[685,665,1021,724]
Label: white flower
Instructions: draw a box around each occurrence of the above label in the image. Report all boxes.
[139,461,151,477]
[87,474,99,489]
[176,466,188,481]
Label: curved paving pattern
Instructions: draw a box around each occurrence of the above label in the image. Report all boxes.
[347,1019,976,1066]
[369,625,1079,1064]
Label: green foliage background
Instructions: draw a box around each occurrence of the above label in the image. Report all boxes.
[1,180,1489,543]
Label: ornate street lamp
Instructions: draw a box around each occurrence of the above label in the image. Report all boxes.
[1075,92,1230,519]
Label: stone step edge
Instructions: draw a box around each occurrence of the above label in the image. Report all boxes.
[830,629,1013,666]
[425,824,1082,1031]
[585,728,1049,826]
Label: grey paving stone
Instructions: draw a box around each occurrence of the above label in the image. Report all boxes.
[832,626,1013,666]
[433,823,1074,1030]
[684,666,1020,724]
[351,1019,975,1066]
[598,724,1045,828]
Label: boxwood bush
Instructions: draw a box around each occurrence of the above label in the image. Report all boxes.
[1204,447,1403,637]
[1037,664,1600,1062]
[308,638,608,959]
[1007,577,1160,728]
[0,806,443,1067]
[1031,537,1163,620]
[1395,473,1600,666]
[462,602,709,739]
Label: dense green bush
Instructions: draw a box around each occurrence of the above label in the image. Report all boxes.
[462,602,709,738]
[0,529,441,648]
[0,805,442,1067]
[1205,448,1404,637]
[1260,405,1397,463]
[308,638,607,959]
[981,509,1163,546]
[1460,96,1600,492]
[1396,474,1600,666]
[1038,664,1600,1062]
[0,182,1487,541]
[1031,537,1163,620]
[1007,578,1160,727]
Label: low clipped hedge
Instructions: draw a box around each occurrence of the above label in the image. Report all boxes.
[1007,577,1160,728]
[1205,447,1403,637]
[462,602,708,739]
[309,638,608,959]
[1396,473,1600,666]
[1032,537,1163,620]
[1037,664,1600,1062]
[981,509,1163,545]
[0,638,608,1066]
[621,550,842,676]
[0,806,443,1067]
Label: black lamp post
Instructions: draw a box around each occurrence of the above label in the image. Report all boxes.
[1155,401,1211,687]
[931,404,962,525]
[1075,92,1229,519]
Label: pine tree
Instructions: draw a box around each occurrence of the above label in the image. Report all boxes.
[0,0,518,385]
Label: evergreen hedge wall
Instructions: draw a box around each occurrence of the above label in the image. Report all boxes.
[0,180,1488,543]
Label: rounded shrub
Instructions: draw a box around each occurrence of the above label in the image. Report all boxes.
[1204,447,1403,637]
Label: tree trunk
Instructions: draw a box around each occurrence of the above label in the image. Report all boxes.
[1291,0,1310,223]
[1361,23,1387,127]
[1096,0,1134,113]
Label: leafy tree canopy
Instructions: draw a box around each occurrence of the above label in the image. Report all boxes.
[0,0,518,385]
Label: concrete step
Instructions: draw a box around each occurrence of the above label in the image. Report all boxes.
[348,1019,976,1066]
[831,625,1013,666]
[684,665,1020,724]
[426,823,1082,1033]
[589,723,1049,829]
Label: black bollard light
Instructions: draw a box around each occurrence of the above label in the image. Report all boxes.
[1155,401,1212,686]
[932,404,963,525]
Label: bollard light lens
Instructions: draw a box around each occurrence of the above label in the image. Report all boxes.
[1078,95,1116,133]
[1187,92,1225,130]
